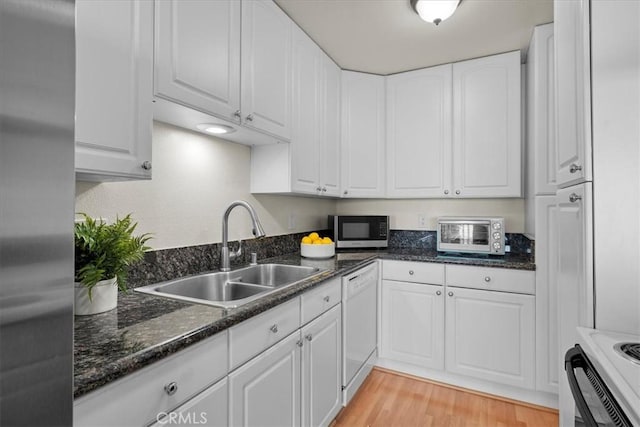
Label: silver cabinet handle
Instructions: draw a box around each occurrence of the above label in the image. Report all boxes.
[436,290,442,296]
[569,193,582,203]
[323,296,330,302]
[322,187,327,192]
[296,340,303,348]
[409,270,414,275]
[484,276,491,282]
[270,324,278,333]
[164,382,178,396]
[245,114,254,122]
[448,291,454,297]
[305,334,313,342]
[570,163,582,174]
[316,186,322,192]
[455,190,461,195]
[343,190,348,195]
[141,161,152,171]
[233,110,241,120]
[444,189,449,195]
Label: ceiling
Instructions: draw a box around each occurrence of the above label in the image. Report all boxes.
[274,0,554,75]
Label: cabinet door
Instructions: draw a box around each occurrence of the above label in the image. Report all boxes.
[452,51,521,197]
[534,196,559,394]
[291,26,322,195]
[75,0,153,181]
[386,65,453,198]
[320,56,341,197]
[229,332,301,427]
[154,0,241,122]
[445,287,535,389]
[301,305,342,427]
[527,24,556,197]
[151,378,228,427]
[555,0,592,188]
[380,281,444,370]
[241,0,292,141]
[341,71,386,198]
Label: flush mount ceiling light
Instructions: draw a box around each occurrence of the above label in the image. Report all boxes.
[410,0,462,26]
[196,123,236,135]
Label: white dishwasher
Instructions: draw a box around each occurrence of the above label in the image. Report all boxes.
[342,261,378,405]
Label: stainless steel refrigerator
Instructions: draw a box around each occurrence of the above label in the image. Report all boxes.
[0,0,75,425]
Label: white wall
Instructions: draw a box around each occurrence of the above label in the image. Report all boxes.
[75,122,337,250]
[336,198,525,233]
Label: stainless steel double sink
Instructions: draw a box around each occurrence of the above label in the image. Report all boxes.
[135,264,325,309]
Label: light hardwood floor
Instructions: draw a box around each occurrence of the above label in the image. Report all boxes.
[333,368,558,427]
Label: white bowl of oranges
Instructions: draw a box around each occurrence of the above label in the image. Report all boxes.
[300,232,335,259]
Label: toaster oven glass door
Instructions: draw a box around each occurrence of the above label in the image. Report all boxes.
[439,221,491,246]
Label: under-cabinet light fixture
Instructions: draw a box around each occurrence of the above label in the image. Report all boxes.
[410,0,461,26]
[196,123,236,135]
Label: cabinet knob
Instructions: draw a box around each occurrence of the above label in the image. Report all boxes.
[316,186,322,192]
[245,114,254,122]
[270,324,278,333]
[448,291,454,297]
[569,193,582,203]
[343,190,348,195]
[444,189,449,195]
[455,190,461,195]
[296,340,303,348]
[305,334,313,342]
[484,276,491,282]
[569,163,582,174]
[164,382,178,396]
[141,161,152,171]
[323,295,330,302]
[436,290,442,296]
[408,270,414,275]
[233,110,241,120]
[322,187,327,192]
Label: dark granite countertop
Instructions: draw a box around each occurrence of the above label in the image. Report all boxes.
[74,249,533,398]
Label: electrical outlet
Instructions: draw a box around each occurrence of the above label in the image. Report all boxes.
[418,214,427,228]
[288,213,296,230]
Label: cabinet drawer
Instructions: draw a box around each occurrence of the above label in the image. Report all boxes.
[383,260,445,285]
[229,297,301,370]
[445,265,535,295]
[74,331,228,427]
[301,276,341,325]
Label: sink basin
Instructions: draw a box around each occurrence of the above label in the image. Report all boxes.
[134,264,324,309]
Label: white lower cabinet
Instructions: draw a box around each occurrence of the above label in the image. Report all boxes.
[302,305,342,427]
[444,287,535,389]
[380,280,444,370]
[229,331,302,427]
[151,378,228,427]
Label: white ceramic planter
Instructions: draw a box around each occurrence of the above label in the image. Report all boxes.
[74,277,118,316]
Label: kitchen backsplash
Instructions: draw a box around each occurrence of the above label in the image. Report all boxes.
[126,230,533,289]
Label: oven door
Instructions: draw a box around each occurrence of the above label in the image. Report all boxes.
[437,220,491,253]
[565,345,632,427]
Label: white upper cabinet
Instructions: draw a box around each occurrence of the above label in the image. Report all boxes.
[154,0,241,122]
[251,27,340,197]
[341,71,386,198]
[386,65,453,198]
[154,0,292,143]
[320,56,342,197]
[526,23,556,197]
[452,50,522,197]
[555,0,592,188]
[75,0,153,181]
[241,0,293,140]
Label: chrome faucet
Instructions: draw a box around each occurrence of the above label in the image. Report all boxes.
[220,200,266,271]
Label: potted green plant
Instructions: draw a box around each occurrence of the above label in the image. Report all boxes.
[74,213,151,315]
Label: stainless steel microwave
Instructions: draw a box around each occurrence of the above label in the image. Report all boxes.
[328,215,389,248]
[437,217,505,255]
